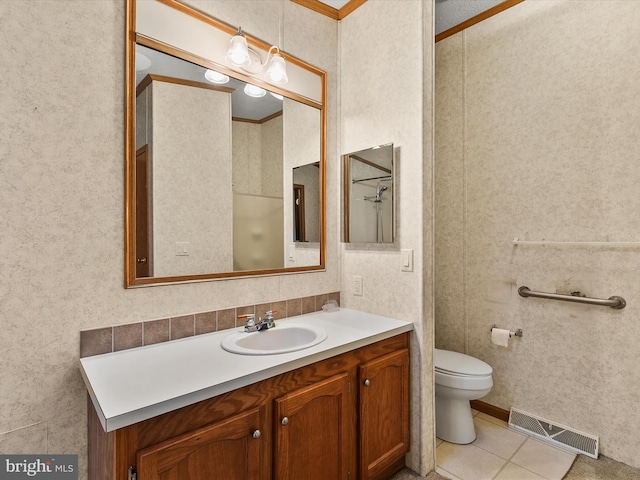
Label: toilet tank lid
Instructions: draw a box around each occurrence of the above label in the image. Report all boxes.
[434,349,492,376]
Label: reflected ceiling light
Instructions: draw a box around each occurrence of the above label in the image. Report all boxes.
[204,69,229,84]
[225,26,289,85]
[136,52,151,71]
[244,84,267,98]
[270,92,284,100]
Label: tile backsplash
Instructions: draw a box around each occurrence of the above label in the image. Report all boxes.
[80,292,340,358]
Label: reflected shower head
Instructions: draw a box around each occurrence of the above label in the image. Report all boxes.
[376,185,388,201]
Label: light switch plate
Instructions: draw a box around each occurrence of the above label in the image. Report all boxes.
[401,249,413,272]
[353,275,363,296]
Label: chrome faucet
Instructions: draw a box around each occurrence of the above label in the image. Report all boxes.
[239,310,277,333]
[240,314,259,333]
[256,310,276,331]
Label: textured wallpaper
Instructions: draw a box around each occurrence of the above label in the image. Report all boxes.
[340,0,434,474]
[435,0,640,469]
[0,0,436,477]
[0,1,340,478]
[261,115,284,198]
[152,80,233,276]
[232,120,264,195]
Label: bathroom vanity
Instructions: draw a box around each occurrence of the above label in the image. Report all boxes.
[81,309,413,480]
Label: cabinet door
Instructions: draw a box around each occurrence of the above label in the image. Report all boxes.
[274,372,353,480]
[359,349,409,480]
[136,407,265,480]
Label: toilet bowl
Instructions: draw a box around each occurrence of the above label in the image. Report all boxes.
[434,348,493,444]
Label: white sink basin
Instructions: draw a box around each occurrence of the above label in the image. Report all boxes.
[221,323,327,355]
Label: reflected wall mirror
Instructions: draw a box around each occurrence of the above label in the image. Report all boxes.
[293,162,320,243]
[125,0,326,287]
[342,143,395,244]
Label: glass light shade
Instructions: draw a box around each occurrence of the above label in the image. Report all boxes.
[204,69,229,84]
[135,52,151,71]
[270,92,284,100]
[244,84,266,98]
[225,34,251,67]
[266,54,288,84]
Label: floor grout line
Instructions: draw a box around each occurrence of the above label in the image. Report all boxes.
[438,415,575,480]
[489,434,530,480]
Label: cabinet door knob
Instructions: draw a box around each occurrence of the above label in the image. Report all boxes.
[252,429,261,439]
[281,417,289,426]
[364,379,370,386]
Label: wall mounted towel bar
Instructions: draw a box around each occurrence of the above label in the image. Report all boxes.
[518,286,626,309]
[512,237,640,247]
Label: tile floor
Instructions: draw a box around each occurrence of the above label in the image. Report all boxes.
[436,410,577,480]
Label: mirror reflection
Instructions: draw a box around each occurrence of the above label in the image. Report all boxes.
[293,162,320,243]
[133,44,322,279]
[343,144,395,244]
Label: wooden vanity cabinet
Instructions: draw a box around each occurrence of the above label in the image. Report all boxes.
[359,349,410,480]
[88,333,409,480]
[136,407,265,480]
[274,372,353,480]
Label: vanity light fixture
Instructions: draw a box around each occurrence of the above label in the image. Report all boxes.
[244,83,267,98]
[204,69,230,84]
[225,27,251,67]
[225,27,289,85]
[265,49,288,84]
[270,92,284,100]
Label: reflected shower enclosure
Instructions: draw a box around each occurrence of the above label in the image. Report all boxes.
[343,143,395,244]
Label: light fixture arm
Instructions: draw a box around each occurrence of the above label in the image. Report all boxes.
[242,45,281,70]
[266,45,281,59]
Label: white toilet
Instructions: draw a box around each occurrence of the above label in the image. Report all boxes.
[434,348,493,444]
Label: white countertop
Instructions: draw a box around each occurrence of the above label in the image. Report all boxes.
[80,308,413,432]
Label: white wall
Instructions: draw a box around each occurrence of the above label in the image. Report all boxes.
[340,0,434,474]
[435,0,640,468]
[0,1,339,477]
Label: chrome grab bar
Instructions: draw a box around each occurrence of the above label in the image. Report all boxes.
[518,286,626,309]
[512,237,640,247]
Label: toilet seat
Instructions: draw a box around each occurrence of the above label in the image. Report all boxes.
[435,370,492,390]
[434,349,493,390]
[434,349,492,377]
[435,367,487,377]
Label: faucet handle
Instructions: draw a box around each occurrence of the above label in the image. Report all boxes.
[263,310,277,328]
[239,314,258,332]
[238,313,255,325]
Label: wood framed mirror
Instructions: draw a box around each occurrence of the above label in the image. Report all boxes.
[125,0,326,287]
